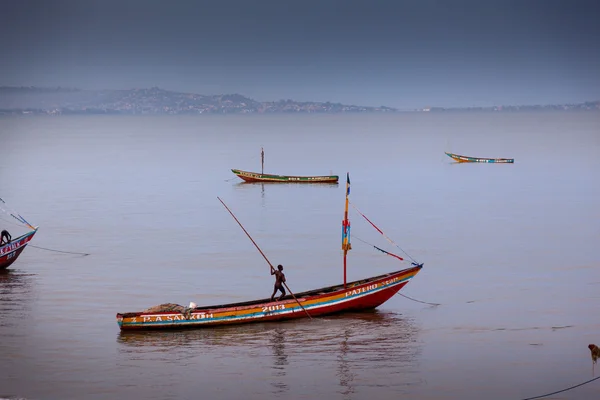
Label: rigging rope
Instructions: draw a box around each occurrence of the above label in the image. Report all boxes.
[520,375,600,400]
[352,235,404,260]
[349,201,419,264]
[0,214,25,228]
[1,198,89,256]
[0,197,35,230]
[352,235,439,306]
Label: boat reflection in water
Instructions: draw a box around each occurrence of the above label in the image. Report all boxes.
[117,310,422,398]
[0,269,36,318]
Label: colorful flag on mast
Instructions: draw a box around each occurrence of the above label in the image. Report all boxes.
[342,172,352,251]
[346,173,350,195]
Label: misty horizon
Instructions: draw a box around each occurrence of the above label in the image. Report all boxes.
[1,85,599,111]
[1,0,599,109]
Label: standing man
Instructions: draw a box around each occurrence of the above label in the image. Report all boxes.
[270,264,286,301]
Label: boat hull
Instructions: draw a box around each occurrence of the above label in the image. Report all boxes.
[0,230,37,270]
[117,265,422,330]
[445,152,514,163]
[232,169,339,183]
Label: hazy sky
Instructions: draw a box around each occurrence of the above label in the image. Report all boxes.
[1,0,599,108]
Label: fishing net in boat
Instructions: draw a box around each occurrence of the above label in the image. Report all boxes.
[143,303,186,313]
[142,302,198,318]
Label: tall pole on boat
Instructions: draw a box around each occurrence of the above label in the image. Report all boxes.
[217,197,312,319]
[342,173,352,289]
[261,147,264,175]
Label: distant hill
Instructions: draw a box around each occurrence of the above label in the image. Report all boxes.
[0,86,597,115]
[418,101,600,112]
[0,86,396,115]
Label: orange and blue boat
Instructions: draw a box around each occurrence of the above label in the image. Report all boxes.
[0,197,38,270]
[116,267,422,330]
[116,173,423,330]
[445,151,514,163]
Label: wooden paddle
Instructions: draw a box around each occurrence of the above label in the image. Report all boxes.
[217,197,312,319]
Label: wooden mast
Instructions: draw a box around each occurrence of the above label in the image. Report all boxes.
[341,172,351,288]
[261,147,264,175]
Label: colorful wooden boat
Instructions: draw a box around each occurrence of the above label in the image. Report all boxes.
[116,266,421,330]
[0,197,38,270]
[116,173,423,331]
[0,230,38,270]
[231,148,338,183]
[232,168,339,183]
[445,152,514,163]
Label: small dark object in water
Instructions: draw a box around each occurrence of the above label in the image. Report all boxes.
[589,344,600,364]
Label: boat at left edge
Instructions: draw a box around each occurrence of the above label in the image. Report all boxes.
[0,197,38,270]
[0,229,38,270]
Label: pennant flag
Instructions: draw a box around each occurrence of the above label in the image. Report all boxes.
[342,172,352,251]
[346,173,350,195]
[374,245,404,261]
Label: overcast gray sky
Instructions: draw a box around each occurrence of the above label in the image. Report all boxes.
[1,0,599,108]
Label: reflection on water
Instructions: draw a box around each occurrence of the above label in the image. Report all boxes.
[233,181,339,189]
[116,310,421,399]
[233,180,340,210]
[0,269,36,326]
[270,328,288,394]
[3,113,598,400]
[337,327,355,398]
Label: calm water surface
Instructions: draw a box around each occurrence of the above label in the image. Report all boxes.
[0,113,599,399]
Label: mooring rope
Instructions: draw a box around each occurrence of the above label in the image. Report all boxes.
[28,245,90,256]
[520,375,600,399]
[397,293,440,306]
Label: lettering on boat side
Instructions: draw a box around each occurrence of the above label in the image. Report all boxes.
[287,177,326,181]
[345,284,379,297]
[262,304,285,313]
[0,240,22,256]
[140,313,214,323]
[382,277,401,286]
[238,171,330,181]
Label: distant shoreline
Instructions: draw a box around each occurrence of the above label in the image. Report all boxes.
[1,109,598,117]
[0,86,598,115]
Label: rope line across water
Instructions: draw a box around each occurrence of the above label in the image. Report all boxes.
[28,245,90,256]
[519,375,600,400]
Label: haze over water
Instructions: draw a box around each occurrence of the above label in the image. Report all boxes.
[0,112,599,400]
